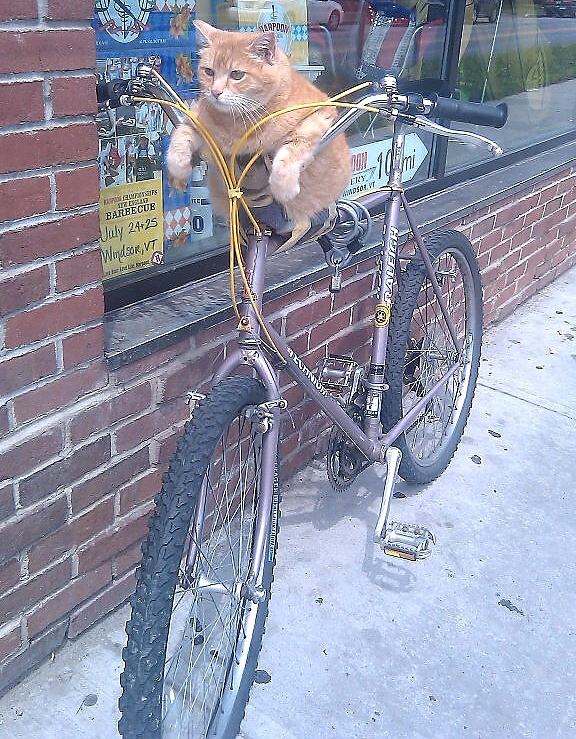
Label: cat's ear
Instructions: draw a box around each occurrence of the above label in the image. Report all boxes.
[193,19,216,47]
[249,31,276,64]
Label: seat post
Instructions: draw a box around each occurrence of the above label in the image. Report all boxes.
[238,230,271,337]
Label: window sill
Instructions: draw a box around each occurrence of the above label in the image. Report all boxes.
[105,140,576,370]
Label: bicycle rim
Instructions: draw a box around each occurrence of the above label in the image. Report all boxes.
[162,411,264,737]
[400,242,481,468]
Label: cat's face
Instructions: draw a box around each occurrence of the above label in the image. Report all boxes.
[194,20,283,114]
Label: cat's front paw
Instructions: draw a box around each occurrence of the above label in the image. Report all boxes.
[269,163,301,203]
[166,147,193,184]
[170,176,188,192]
[166,123,197,183]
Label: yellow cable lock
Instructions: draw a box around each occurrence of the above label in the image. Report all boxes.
[134,78,377,359]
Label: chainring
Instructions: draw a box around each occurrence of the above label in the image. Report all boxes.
[326,404,371,491]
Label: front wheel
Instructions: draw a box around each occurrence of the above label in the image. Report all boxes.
[381,230,483,484]
[119,376,279,739]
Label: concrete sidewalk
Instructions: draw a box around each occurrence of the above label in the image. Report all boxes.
[0,268,575,739]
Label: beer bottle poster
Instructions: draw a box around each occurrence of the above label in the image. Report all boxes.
[235,1,309,67]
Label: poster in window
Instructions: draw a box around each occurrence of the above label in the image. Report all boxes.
[94,2,216,279]
[99,179,165,279]
[345,135,428,199]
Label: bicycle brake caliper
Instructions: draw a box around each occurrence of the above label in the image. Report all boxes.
[374,448,435,561]
[246,399,287,434]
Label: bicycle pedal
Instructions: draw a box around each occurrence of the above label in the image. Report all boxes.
[379,521,435,561]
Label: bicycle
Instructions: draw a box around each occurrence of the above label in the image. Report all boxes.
[97,65,507,738]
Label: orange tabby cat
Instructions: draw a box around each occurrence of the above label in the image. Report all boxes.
[166,20,351,229]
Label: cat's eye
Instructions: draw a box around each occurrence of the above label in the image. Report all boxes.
[203,67,214,77]
[230,70,245,80]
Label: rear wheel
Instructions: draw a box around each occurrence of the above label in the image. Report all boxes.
[381,230,483,484]
[119,376,279,739]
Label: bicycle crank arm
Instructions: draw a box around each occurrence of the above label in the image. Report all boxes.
[375,447,435,561]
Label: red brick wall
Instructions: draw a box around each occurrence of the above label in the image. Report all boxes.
[0,1,104,687]
[1,4,576,690]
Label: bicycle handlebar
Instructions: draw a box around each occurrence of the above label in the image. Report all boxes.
[96,69,506,157]
[432,96,508,129]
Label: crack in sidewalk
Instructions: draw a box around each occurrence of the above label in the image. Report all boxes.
[478,380,576,422]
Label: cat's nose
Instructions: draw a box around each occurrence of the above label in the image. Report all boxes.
[211,88,223,98]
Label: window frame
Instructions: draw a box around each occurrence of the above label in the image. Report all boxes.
[102,0,576,312]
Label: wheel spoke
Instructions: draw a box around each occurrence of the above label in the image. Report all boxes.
[159,395,267,737]
[119,379,276,739]
[395,243,480,470]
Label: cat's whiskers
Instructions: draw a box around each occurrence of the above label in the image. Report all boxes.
[229,99,238,128]
[230,98,256,137]
[230,96,266,147]
[239,97,268,128]
[202,91,264,141]
[237,101,259,133]
[241,109,262,148]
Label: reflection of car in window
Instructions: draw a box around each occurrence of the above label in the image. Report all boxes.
[541,0,576,17]
[365,0,445,22]
[367,1,411,17]
[307,0,344,31]
[474,0,499,23]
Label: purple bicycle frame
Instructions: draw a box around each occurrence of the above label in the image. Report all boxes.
[216,120,460,464]
[212,120,462,587]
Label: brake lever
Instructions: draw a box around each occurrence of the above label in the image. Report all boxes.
[96,62,159,110]
[411,115,503,156]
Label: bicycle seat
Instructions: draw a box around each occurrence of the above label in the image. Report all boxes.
[239,200,335,252]
[235,154,335,250]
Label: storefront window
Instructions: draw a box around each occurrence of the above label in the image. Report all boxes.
[447,0,576,172]
[311,0,451,198]
[93,1,451,299]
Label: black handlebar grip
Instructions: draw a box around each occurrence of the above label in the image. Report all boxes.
[433,96,508,129]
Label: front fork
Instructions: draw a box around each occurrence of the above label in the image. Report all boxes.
[211,231,284,600]
[209,151,406,583]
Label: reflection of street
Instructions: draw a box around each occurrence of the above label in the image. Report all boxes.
[470,15,576,52]
[310,6,576,190]
[447,76,576,171]
[447,9,576,171]
[316,7,576,84]
[315,9,576,88]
